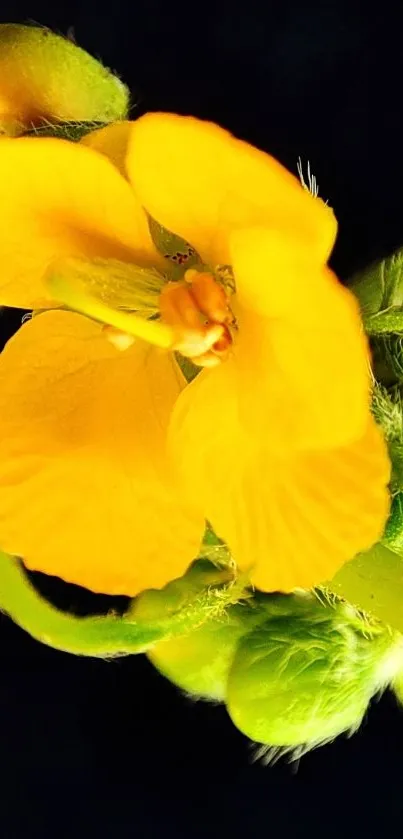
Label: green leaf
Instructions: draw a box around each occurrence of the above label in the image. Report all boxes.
[349,247,403,337]
[365,310,403,336]
[350,248,403,318]
[330,542,403,632]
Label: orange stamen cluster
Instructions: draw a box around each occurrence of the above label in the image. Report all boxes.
[160,269,234,367]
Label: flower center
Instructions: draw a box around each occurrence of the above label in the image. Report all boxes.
[159,269,234,368]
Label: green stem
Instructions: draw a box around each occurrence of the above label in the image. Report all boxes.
[0,552,247,658]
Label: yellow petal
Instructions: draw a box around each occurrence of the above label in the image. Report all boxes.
[0,311,203,595]
[0,137,158,309]
[81,120,133,178]
[126,112,337,266]
[169,365,390,591]
[230,227,370,451]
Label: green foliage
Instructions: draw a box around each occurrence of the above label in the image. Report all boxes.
[350,248,403,334]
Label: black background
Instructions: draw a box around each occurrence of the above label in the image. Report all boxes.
[1,1,403,836]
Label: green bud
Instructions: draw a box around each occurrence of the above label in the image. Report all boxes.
[226,592,402,752]
[148,604,260,701]
[147,592,330,702]
[0,24,129,135]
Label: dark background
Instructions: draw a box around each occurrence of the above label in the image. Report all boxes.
[1,1,403,836]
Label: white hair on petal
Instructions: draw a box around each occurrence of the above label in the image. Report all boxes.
[297,157,320,198]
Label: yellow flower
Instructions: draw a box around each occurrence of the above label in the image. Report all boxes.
[0,114,390,595]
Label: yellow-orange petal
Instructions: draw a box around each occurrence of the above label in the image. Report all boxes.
[126,112,337,267]
[0,310,204,595]
[230,227,370,451]
[168,362,390,591]
[0,137,158,309]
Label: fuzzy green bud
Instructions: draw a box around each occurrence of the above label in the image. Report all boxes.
[226,592,402,751]
[0,24,129,136]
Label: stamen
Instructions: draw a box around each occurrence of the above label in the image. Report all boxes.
[159,270,235,367]
[185,270,230,324]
